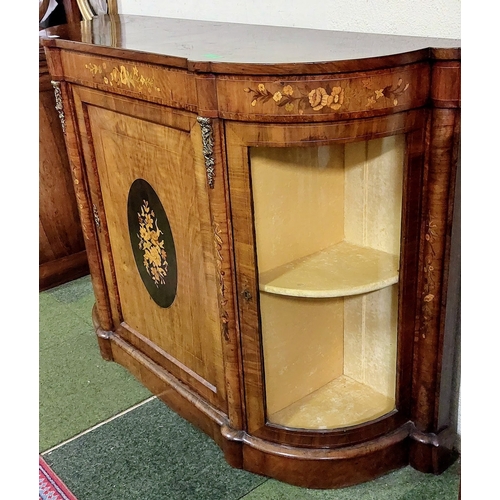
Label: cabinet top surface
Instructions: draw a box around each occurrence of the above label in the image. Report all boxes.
[40,15,460,74]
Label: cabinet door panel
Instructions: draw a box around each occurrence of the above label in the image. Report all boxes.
[225,113,424,446]
[73,87,226,409]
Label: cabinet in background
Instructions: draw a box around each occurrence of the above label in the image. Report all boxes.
[39,43,89,290]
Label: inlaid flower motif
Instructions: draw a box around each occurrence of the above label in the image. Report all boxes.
[243,75,409,114]
[85,63,102,75]
[421,213,438,329]
[137,200,168,287]
[368,79,410,107]
[308,88,329,110]
[245,83,275,107]
[329,86,345,110]
[85,61,161,93]
[244,82,348,113]
[362,78,373,89]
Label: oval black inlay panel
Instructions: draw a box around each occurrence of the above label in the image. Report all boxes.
[127,178,177,308]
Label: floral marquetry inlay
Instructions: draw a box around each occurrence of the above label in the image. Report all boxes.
[85,62,161,94]
[243,77,410,115]
[127,179,177,308]
[213,218,230,341]
[421,212,438,338]
[137,200,169,287]
[363,78,410,108]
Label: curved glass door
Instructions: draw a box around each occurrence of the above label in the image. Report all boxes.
[250,135,404,429]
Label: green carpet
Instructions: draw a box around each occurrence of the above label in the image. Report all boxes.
[40,276,460,498]
[241,461,460,499]
[39,275,152,452]
[43,394,460,500]
[43,397,267,500]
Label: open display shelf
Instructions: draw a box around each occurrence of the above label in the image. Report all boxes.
[260,238,400,431]
[259,241,400,298]
[269,375,396,429]
[251,139,402,431]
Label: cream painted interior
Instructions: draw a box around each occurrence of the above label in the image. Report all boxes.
[259,241,399,297]
[250,135,404,429]
[260,293,344,416]
[270,375,395,429]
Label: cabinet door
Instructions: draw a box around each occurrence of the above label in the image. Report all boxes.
[71,86,227,411]
[226,112,425,445]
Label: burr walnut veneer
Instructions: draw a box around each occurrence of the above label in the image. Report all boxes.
[41,15,460,489]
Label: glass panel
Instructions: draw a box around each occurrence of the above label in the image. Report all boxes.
[250,135,404,430]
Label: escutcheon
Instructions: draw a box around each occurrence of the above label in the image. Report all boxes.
[127,178,177,308]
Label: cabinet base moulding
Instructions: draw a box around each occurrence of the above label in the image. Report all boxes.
[95,316,458,489]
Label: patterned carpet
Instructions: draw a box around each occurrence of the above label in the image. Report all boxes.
[39,456,77,500]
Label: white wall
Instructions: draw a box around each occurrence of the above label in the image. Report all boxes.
[116,0,461,39]
[115,0,461,448]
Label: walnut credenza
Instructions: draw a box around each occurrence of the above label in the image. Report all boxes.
[41,15,460,489]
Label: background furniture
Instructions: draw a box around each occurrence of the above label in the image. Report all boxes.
[39,52,90,291]
[39,0,89,290]
[41,15,460,488]
[39,1,118,290]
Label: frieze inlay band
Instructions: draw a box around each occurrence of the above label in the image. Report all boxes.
[51,80,66,133]
[213,218,230,341]
[243,78,410,114]
[197,117,216,189]
[84,62,161,94]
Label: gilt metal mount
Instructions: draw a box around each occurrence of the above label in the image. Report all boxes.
[51,80,66,133]
[93,204,101,231]
[197,117,215,189]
